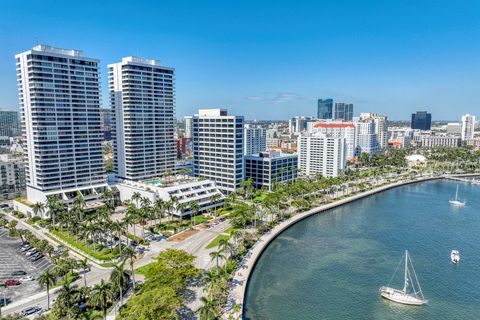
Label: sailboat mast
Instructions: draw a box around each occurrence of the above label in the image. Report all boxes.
[403,250,408,294]
[455,185,459,201]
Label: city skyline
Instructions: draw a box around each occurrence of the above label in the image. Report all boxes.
[1,1,480,121]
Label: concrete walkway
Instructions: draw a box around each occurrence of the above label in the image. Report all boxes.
[227,174,445,318]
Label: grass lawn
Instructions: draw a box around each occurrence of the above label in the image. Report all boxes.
[206,234,230,249]
[50,229,120,261]
[224,226,236,234]
[135,262,154,276]
[190,215,209,225]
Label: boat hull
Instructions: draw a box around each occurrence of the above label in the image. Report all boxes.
[379,287,428,306]
[449,200,465,206]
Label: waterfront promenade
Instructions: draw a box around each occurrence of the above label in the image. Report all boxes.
[229,174,451,318]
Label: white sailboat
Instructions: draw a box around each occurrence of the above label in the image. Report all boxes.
[449,185,465,206]
[451,250,460,264]
[380,250,428,306]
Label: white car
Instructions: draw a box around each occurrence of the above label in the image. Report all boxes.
[20,275,35,282]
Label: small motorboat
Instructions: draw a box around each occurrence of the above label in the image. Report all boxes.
[451,250,460,264]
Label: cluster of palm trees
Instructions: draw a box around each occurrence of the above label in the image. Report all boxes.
[199,231,244,320]
[37,255,132,319]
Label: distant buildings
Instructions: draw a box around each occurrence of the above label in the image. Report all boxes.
[0,154,25,200]
[244,124,266,155]
[359,112,388,149]
[356,119,380,155]
[0,110,20,137]
[421,136,461,148]
[334,103,354,121]
[192,109,244,193]
[245,151,298,190]
[288,116,314,134]
[14,45,106,206]
[446,122,461,135]
[109,56,176,181]
[317,99,333,119]
[99,108,112,140]
[297,133,346,177]
[411,111,432,130]
[184,116,193,139]
[177,137,192,159]
[461,114,475,141]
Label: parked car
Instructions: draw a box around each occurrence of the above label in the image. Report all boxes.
[134,247,145,254]
[11,270,27,276]
[130,240,138,247]
[20,245,32,252]
[26,250,38,257]
[20,275,35,282]
[0,203,9,209]
[21,306,42,316]
[31,254,43,262]
[4,280,21,286]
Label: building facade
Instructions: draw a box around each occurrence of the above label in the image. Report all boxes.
[334,103,353,121]
[411,111,432,130]
[0,154,26,200]
[421,135,461,148]
[461,114,475,141]
[244,124,266,155]
[109,56,176,181]
[360,112,388,149]
[184,116,193,139]
[0,110,20,137]
[192,109,244,193]
[244,151,298,190]
[308,121,357,160]
[297,133,346,177]
[116,177,224,217]
[446,122,461,135]
[317,98,333,120]
[99,108,112,140]
[356,119,380,155]
[15,45,106,204]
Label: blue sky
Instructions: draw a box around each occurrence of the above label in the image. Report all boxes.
[0,0,479,120]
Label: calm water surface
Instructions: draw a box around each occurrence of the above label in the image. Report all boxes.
[244,180,480,319]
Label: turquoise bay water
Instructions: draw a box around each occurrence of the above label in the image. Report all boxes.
[244,180,480,320]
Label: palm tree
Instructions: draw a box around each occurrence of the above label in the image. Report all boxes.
[153,198,164,225]
[38,268,56,310]
[125,204,138,239]
[89,279,113,320]
[57,278,80,318]
[77,258,90,287]
[110,263,130,305]
[122,247,136,289]
[189,201,199,228]
[209,250,225,271]
[198,295,219,320]
[131,192,142,209]
[32,202,45,218]
[210,194,222,217]
[46,195,61,227]
[139,197,151,239]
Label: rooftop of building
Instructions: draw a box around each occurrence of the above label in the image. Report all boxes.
[32,45,83,57]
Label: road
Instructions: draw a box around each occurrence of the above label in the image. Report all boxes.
[1,210,229,317]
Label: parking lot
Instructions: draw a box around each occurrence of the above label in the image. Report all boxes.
[0,227,52,304]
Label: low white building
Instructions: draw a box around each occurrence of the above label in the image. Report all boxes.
[115,176,224,217]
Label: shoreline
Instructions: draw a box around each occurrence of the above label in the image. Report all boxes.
[230,173,479,318]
